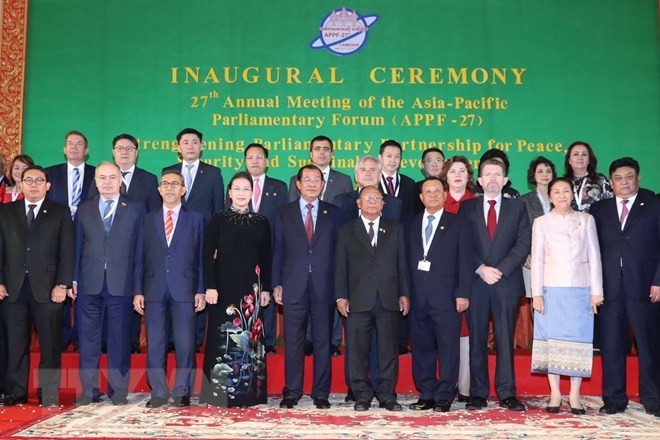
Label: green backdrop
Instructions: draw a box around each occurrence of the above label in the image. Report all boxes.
[23,0,660,191]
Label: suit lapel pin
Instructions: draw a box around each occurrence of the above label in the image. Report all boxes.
[379,228,386,233]
[266,192,270,196]
[42,210,47,214]
[323,210,328,214]
[440,226,445,230]
[121,202,127,207]
[640,202,645,206]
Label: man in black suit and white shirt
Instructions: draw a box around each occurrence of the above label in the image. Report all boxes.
[460,159,531,412]
[335,185,410,412]
[0,165,75,407]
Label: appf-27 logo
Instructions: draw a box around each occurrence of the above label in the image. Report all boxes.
[310,7,378,56]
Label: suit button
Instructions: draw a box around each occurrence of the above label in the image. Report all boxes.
[166,254,171,258]
[166,269,170,273]
[308,250,312,255]
[26,248,31,252]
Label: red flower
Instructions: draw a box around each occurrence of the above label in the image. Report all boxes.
[250,318,263,342]
[255,265,261,275]
[232,317,242,327]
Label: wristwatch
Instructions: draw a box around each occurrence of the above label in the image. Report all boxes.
[58,284,69,289]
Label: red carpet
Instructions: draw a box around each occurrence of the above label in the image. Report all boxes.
[24,351,639,397]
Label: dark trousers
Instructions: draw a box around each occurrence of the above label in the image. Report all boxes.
[262,300,278,348]
[468,287,520,400]
[0,301,7,394]
[600,279,660,411]
[78,275,133,399]
[282,277,334,399]
[2,277,62,400]
[61,297,78,346]
[306,309,343,347]
[343,320,380,390]
[410,305,461,402]
[347,294,399,402]
[145,293,197,399]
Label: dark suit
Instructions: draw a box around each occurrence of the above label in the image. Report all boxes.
[272,200,341,400]
[459,196,530,400]
[252,176,287,348]
[333,190,403,224]
[379,173,416,221]
[45,162,96,347]
[135,207,205,400]
[406,210,473,402]
[163,161,223,346]
[335,217,410,402]
[75,195,145,401]
[162,161,224,223]
[0,200,74,402]
[590,190,660,412]
[288,168,353,202]
[124,167,161,213]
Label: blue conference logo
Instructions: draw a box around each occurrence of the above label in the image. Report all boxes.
[310,7,378,56]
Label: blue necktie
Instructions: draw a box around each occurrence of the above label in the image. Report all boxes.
[71,168,81,208]
[102,200,114,233]
[425,215,435,243]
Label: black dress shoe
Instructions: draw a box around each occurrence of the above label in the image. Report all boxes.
[75,395,103,406]
[499,396,525,411]
[457,393,470,403]
[265,345,276,354]
[313,397,331,409]
[354,399,371,411]
[465,396,487,410]
[146,397,169,408]
[1,395,28,406]
[434,400,451,412]
[380,400,402,411]
[654,407,660,418]
[131,344,141,354]
[345,388,356,402]
[569,403,586,415]
[279,396,298,408]
[167,342,175,353]
[101,343,108,354]
[111,395,128,406]
[599,404,625,415]
[331,344,341,356]
[409,399,434,410]
[173,396,191,407]
[304,341,313,356]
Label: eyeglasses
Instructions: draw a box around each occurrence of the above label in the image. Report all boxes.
[160,181,182,188]
[22,177,46,185]
[114,146,137,153]
[246,155,265,161]
[230,187,252,192]
[361,195,383,202]
[424,158,444,164]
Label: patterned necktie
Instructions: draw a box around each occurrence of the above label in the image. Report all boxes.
[304,203,314,242]
[27,204,37,228]
[386,176,395,196]
[120,171,129,195]
[184,164,194,201]
[368,221,375,246]
[102,200,114,233]
[253,177,261,212]
[619,199,629,228]
[71,168,81,207]
[165,209,174,244]
[425,215,435,243]
[487,200,497,240]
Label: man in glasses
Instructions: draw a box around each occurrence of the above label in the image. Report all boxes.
[133,170,206,408]
[0,165,75,407]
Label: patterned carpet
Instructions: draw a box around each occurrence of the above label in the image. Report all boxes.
[6,394,659,439]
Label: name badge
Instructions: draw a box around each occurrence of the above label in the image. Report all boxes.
[417,260,431,272]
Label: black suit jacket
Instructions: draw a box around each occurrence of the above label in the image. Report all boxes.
[332,190,402,224]
[459,197,531,297]
[125,167,161,212]
[335,218,409,312]
[0,200,75,302]
[45,163,97,208]
[379,173,416,220]
[590,189,660,299]
[406,210,473,310]
[162,161,224,223]
[251,176,287,224]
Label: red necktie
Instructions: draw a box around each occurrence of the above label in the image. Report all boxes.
[619,199,629,227]
[386,176,395,196]
[253,177,261,212]
[487,200,497,240]
[305,203,314,242]
[165,209,174,244]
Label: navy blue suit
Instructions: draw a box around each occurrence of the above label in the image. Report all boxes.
[74,195,145,401]
[272,200,341,400]
[288,168,353,202]
[45,162,96,347]
[124,167,161,213]
[459,196,530,401]
[135,207,205,400]
[590,190,660,412]
[406,210,473,403]
[251,176,287,348]
[162,161,224,223]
